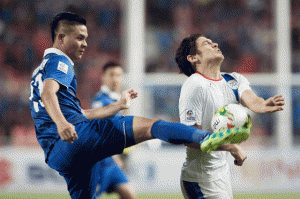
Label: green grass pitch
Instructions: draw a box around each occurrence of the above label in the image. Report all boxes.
[0,192,300,199]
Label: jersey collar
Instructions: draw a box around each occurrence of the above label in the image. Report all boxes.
[43,48,74,66]
[101,85,121,101]
[196,72,223,81]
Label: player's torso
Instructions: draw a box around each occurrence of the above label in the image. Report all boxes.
[180,73,239,182]
[29,50,88,152]
[201,75,239,131]
[30,54,84,124]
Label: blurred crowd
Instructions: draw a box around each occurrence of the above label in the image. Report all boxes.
[0,0,299,146]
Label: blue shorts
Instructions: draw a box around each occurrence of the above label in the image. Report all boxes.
[181,180,205,199]
[46,116,135,199]
[95,157,128,197]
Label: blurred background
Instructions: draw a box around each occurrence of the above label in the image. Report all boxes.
[0,0,300,198]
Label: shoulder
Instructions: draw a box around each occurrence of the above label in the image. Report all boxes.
[225,72,247,80]
[46,54,72,68]
[180,74,208,99]
[182,73,209,89]
[92,92,106,108]
[93,91,107,101]
[222,72,250,83]
[44,55,74,77]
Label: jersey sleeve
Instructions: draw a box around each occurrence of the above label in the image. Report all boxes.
[233,72,252,101]
[179,78,205,126]
[44,56,74,90]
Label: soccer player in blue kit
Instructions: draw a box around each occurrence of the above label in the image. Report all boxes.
[92,61,135,199]
[29,12,250,199]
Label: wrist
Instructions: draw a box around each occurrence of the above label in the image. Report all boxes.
[217,143,235,152]
[116,100,126,110]
[229,144,238,153]
[55,118,69,127]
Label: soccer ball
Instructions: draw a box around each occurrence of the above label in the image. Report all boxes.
[211,104,252,133]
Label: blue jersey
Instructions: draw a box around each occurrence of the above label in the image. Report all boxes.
[91,85,121,118]
[29,48,88,158]
[91,85,121,165]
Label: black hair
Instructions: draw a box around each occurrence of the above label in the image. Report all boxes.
[50,12,86,42]
[175,34,202,77]
[102,61,122,73]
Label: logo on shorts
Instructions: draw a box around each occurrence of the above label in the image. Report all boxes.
[185,109,196,121]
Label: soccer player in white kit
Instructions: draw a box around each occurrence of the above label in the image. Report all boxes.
[175,34,285,199]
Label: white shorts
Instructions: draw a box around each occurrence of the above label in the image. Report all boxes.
[180,170,233,199]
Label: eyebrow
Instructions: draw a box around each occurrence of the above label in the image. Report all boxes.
[78,34,88,38]
[202,39,212,45]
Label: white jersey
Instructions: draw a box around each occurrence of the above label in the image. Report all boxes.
[179,72,251,182]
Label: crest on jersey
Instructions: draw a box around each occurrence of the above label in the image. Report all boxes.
[227,79,239,89]
[57,61,68,74]
[185,109,196,121]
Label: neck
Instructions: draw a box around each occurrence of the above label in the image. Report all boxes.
[52,43,61,51]
[196,63,222,80]
[53,43,69,59]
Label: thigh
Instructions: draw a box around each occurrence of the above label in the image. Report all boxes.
[132,116,158,144]
[198,174,232,199]
[109,116,135,148]
[181,176,232,199]
[47,119,126,174]
[181,179,205,199]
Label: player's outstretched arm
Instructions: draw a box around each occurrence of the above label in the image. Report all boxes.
[82,89,138,120]
[241,90,285,113]
[41,79,78,144]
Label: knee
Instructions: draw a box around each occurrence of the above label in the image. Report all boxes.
[152,118,162,123]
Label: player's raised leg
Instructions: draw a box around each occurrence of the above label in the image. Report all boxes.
[130,117,249,152]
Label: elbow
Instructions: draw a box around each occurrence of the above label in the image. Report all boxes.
[82,109,92,120]
[82,109,87,117]
[40,90,48,102]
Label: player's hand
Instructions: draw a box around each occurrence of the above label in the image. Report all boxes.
[263,94,285,113]
[57,121,78,144]
[230,144,247,166]
[119,89,138,109]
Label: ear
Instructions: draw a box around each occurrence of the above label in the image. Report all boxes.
[58,33,65,43]
[187,55,197,63]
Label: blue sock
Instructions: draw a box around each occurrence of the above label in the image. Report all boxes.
[150,120,211,145]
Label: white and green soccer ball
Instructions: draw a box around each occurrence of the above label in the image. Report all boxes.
[211,104,252,133]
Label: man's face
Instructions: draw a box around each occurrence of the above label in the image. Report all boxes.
[194,36,224,63]
[61,24,88,61]
[103,66,123,92]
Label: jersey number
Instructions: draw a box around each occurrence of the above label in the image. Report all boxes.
[29,73,45,112]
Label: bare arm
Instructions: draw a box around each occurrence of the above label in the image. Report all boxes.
[82,89,138,120]
[217,144,247,166]
[241,90,285,113]
[41,79,78,144]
